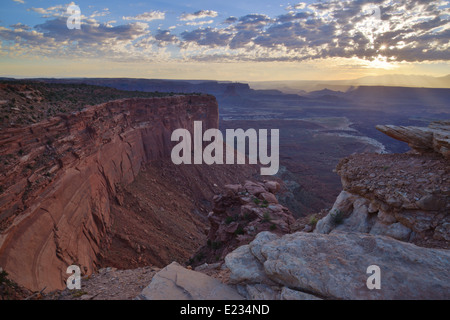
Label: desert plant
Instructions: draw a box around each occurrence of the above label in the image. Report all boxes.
[260,200,269,208]
[211,241,221,250]
[234,226,244,235]
[262,211,272,223]
[309,214,318,226]
[330,209,345,226]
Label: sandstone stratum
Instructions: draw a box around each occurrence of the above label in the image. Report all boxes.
[0,87,448,300]
[0,95,221,291]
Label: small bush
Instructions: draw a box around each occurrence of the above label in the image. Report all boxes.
[211,241,221,250]
[262,211,271,223]
[308,214,318,226]
[234,226,244,235]
[330,209,345,226]
[270,224,277,231]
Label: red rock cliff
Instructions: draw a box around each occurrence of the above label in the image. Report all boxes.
[0,95,218,291]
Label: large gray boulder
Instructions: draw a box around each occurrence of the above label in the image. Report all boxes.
[225,231,450,300]
[137,262,244,300]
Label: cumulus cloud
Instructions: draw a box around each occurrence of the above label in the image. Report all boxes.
[10,23,31,30]
[122,11,165,22]
[186,20,214,26]
[13,0,25,4]
[2,0,449,64]
[179,0,450,63]
[154,29,178,46]
[29,2,77,18]
[181,27,232,47]
[180,10,218,21]
[0,17,169,62]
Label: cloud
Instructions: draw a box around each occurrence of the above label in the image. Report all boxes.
[154,29,178,43]
[0,18,169,62]
[178,0,450,63]
[223,17,238,24]
[180,10,218,21]
[13,0,25,4]
[10,23,31,30]
[181,27,232,47]
[3,0,450,65]
[29,2,76,18]
[123,11,165,22]
[186,20,214,26]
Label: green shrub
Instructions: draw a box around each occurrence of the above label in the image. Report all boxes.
[308,214,318,226]
[330,209,345,226]
[262,211,271,223]
[234,226,244,235]
[211,241,221,250]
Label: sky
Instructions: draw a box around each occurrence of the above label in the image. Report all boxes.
[0,0,449,81]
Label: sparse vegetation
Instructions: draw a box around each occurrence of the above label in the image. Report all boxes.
[262,211,272,223]
[0,80,197,128]
[71,290,89,298]
[234,226,244,235]
[330,209,345,226]
[309,214,318,226]
[225,214,239,224]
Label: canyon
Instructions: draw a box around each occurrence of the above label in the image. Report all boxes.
[0,81,448,300]
[0,94,238,291]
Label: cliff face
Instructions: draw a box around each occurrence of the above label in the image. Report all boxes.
[0,95,218,291]
[315,121,449,248]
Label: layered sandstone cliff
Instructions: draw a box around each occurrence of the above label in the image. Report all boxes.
[0,95,218,291]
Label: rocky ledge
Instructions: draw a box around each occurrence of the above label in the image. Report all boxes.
[316,122,449,248]
[376,120,450,159]
[193,180,295,265]
[138,121,449,300]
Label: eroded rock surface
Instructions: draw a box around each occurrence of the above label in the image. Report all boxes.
[0,95,218,291]
[376,121,450,159]
[315,152,449,248]
[225,231,450,300]
[137,262,243,300]
[193,180,296,265]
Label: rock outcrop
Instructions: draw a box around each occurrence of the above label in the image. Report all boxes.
[376,121,450,159]
[137,262,243,300]
[315,123,449,248]
[0,95,218,291]
[193,180,295,265]
[132,121,450,300]
[224,231,450,300]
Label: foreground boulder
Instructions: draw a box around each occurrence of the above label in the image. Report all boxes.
[225,231,450,300]
[137,262,244,300]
